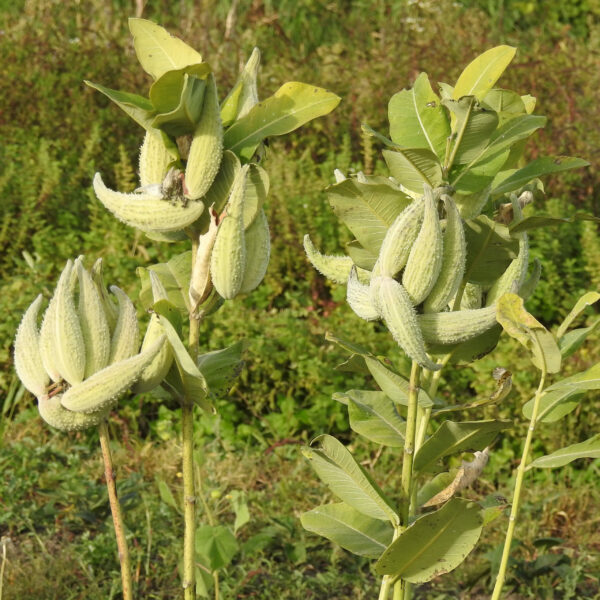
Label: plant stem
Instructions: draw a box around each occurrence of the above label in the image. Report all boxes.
[98,421,133,600]
[491,363,547,600]
[183,238,201,600]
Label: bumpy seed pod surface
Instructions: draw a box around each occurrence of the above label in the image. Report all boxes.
[14,295,49,397]
[139,130,172,188]
[108,286,140,363]
[304,235,355,284]
[378,199,424,278]
[347,267,380,321]
[185,73,224,200]
[38,290,61,382]
[402,187,443,305]
[423,195,466,313]
[239,208,270,294]
[418,304,498,345]
[38,394,110,432]
[377,276,440,371]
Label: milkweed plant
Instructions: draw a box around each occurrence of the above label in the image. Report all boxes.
[13,18,339,600]
[301,46,599,600]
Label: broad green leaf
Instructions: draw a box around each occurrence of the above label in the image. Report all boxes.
[414,420,510,472]
[443,97,499,166]
[224,82,340,161]
[509,213,599,235]
[463,216,518,286]
[129,18,203,80]
[149,64,210,113]
[375,498,483,582]
[492,156,590,195]
[365,356,433,408]
[454,185,492,219]
[346,240,378,270]
[197,341,245,397]
[228,490,250,534]
[453,46,516,100]
[221,47,261,127]
[416,472,454,507]
[383,148,442,194]
[327,179,410,253]
[195,525,239,571]
[301,502,393,558]
[157,314,211,411]
[522,388,583,423]
[388,72,450,159]
[528,434,600,469]
[85,81,155,131]
[451,150,509,195]
[345,390,406,447]
[547,362,600,392]
[479,495,509,526]
[138,251,192,314]
[302,434,399,524]
[496,293,561,373]
[559,322,600,358]
[482,89,527,122]
[556,292,600,339]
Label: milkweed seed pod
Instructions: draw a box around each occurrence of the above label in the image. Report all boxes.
[377,276,440,371]
[377,198,424,278]
[13,259,165,432]
[418,304,498,345]
[457,283,483,310]
[239,208,270,294]
[210,165,249,299]
[423,195,466,313]
[185,73,224,201]
[189,209,220,311]
[139,130,172,189]
[346,267,380,321]
[401,186,443,305]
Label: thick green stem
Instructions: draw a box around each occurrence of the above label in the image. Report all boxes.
[491,364,547,600]
[183,239,201,600]
[98,421,133,600]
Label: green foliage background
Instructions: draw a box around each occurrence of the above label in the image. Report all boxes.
[1,1,599,598]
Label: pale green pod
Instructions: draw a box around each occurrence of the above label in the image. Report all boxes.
[91,258,119,333]
[347,267,380,321]
[378,199,424,278]
[108,286,140,363]
[131,316,173,394]
[93,173,205,233]
[185,73,224,200]
[139,130,172,188]
[423,195,466,313]
[377,276,440,371]
[239,208,270,294]
[14,295,49,397]
[189,211,219,310]
[61,337,165,414]
[38,290,61,382]
[485,233,529,306]
[402,187,443,305]
[38,394,110,432]
[459,283,483,310]
[418,304,498,345]
[54,260,86,386]
[210,166,249,299]
[76,260,110,378]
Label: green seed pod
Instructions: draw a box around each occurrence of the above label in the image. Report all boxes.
[459,283,483,310]
[38,394,110,432]
[378,199,424,278]
[54,260,86,386]
[304,235,354,284]
[210,165,249,299]
[402,187,443,305]
[14,295,49,397]
[139,130,172,188]
[61,337,165,414]
[423,195,466,313]
[38,289,61,382]
[90,258,119,333]
[347,267,380,321]
[418,304,498,345]
[76,259,111,379]
[239,208,270,294]
[185,73,224,200]
[132,316,173,394]
[108,286,140,363]
[94,173,205,233]
[377,276,440,371]
[189,211,219,311]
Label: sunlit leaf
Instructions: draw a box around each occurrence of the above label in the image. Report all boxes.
[556,291,600,338]
[522,388,583,423]
[383,148,442,193]
[195,525,239,571]
[301,502,393,558]
[528,434,600,469]
[375,498,483,583]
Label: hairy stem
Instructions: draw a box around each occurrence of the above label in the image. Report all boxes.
[491,363,547,600]
[98,421,133,600]
[183,238,201,600]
